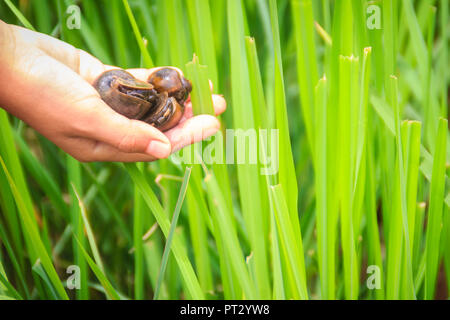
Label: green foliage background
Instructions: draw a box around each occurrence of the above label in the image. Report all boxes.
[0,0,448,300]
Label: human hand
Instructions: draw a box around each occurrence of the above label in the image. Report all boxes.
[0,21,226,162]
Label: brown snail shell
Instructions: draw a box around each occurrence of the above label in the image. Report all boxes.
[148,68,192,104]
[93,67,192,131]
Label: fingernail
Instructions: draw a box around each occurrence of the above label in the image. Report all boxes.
[146,140,171,158]
[203,125,220,139]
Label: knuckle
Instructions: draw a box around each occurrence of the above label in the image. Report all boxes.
[72,153,93,163]
[116,122,140,153]
[68,118,93,137]
[65,97,100,135]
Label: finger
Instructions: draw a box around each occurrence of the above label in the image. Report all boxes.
[164,115,221,153]
[75,97,172,158]
[91,142,159,162]
[212,94,227,115]
[59,136,158,162]
[92,144,157,162]
[183,94,227,118]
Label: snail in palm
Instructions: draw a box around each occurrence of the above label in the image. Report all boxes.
[93,67,192,131]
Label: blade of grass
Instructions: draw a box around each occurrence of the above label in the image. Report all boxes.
[186,55,215,116]
[424,118,448,299]
[14,133,69,218]
[227,0,271,299]
[387,76,415,299]
[133,163,145,300]
[314,76,335,299]
[32,261,59,300]
[0,220,29,298]
[291,0,318,153]
[269,0,300,240]
[270,185,308,299]
[154,167,192,300]
[125,163,203,299]
[72,185,105,274]
[67,155,88,299]
[413,202,427,273]
[165,0,190,69]
[74,237,121,300]
[144,241,169,300]
[365,118,385,300]
[185,167,214,294]
[4,0,35,30]
[0,264,23,300]
[337,55,359,300]
[122,0,153,68]
[186,0,219,88]
[0,155,68,299]
[203,166,257,299]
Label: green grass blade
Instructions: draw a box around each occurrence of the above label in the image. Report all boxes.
[72,185,105,274]
[121,0,153,68]
[186,56,215,116]
[269,0,299,235]
[337,55,359,300]
[0,265,23,300]
[125,163,203,299]
[424,118,448,299]
[4,0,35,30]
[270,185,308,299]
[74,237,121,300]
[291,0,318,152]
[0,155,68,299]
[314,76,335,299]
[154,167,192,300]
[186,0,219,88]
[227,0,271,299]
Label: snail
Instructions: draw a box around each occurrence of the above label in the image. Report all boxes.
[93,67,192,131]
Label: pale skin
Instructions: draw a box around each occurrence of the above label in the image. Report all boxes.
[0,20,226,162]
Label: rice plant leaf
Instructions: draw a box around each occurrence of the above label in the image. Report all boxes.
[203,168,257,299]
[424,118,448,299]
[291,0,319,151]
[270,185,308,299]
[186,0,219,88]
[125,163,204,299]
[154,167,192,300]
[0,267,23,300]
[370,95,447,185]
[164,0,190,69]
[227,0,271,299]
[269,0,299,231]
[32,261,59,300]
[185,167,214,293]
[4,0,36,30]
[387,76,415,299]
[74,237,121,300]
[314,75,335,299]
[186,55,215,116]
[121,0,153,68]
[337,55,359,300]
[402,0,428,79]
[0,155,68,300]
[14,133,69,218]
[72,185,105,274]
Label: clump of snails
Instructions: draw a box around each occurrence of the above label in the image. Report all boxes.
[93,67,192,131]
